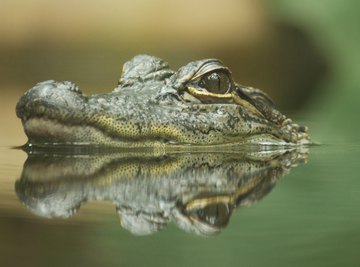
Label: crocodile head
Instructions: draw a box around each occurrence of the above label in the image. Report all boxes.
[16,55,310,147]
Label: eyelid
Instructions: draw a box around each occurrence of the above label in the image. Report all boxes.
[190,61,231,81]
[186,86,233,101]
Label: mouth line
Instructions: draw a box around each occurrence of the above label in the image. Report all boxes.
[22,117,300,148]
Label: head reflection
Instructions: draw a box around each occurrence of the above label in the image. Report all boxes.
[15,148,308,236]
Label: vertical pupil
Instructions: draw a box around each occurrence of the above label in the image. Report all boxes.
[201,71,231,94]
[206,73,220,93]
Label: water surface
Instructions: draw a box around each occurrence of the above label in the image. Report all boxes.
[1,139,359,267]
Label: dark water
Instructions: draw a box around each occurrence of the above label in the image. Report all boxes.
[1,139,359,267]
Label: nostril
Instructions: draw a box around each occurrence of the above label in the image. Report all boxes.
[56,81,82,94]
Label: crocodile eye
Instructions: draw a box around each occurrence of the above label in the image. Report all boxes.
[199,71,233,94]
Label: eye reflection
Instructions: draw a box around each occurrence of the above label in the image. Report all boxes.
[199,71,233,94]
[193,203,231,227]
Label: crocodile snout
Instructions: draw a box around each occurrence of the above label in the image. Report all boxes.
[16,80,84,122]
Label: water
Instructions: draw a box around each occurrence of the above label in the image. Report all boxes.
[1,139,359,267]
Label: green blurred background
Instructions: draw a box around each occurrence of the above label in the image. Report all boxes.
[1,0,360,266]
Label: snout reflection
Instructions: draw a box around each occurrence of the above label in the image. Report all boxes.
[15,148,308,236]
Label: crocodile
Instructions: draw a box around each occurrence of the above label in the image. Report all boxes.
[16,55,310,148]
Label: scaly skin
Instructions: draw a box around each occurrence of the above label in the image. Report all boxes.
[16,55,310,147]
